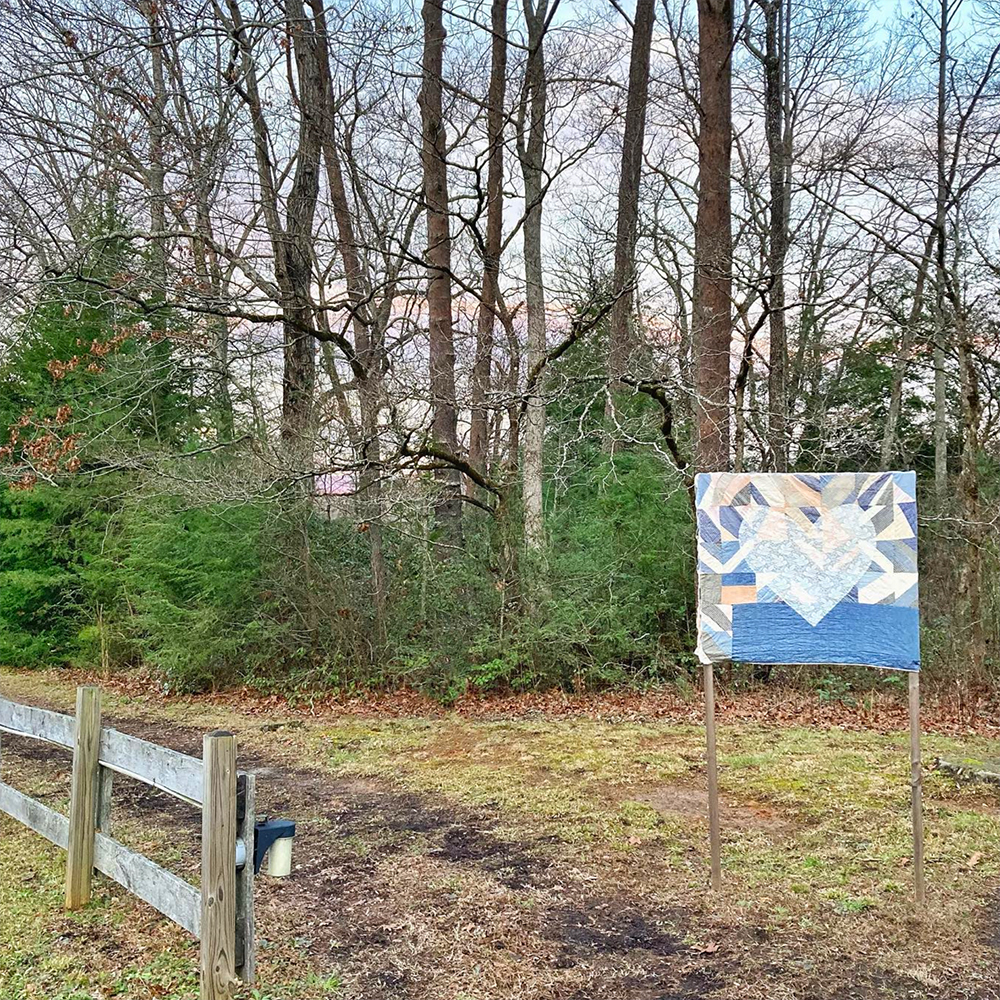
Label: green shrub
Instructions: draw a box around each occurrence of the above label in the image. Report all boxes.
[0,484,120,667]
[120,499,270,692]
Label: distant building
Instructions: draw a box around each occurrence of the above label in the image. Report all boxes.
[312,471,356,519]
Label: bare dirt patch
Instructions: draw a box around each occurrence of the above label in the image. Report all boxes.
[632,783,795,837]
[546,903,684,957]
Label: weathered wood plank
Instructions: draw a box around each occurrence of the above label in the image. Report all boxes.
[704,662,722,891]
[235,772,256,984]
[94,832,201,938]
[99,728,203,806]
[97,766,114,836]
[0,698,74,749]
[0,782,201,938]
[908,671,925,907]
[0,781,70,848]
[201,732,238,1000]
[66,686,101,910]
[0,696,202,804]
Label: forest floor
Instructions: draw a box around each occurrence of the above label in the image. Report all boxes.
[1,669,999,1000]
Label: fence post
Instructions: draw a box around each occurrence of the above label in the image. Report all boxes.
[201,732,238,1000]
[704,663,722,890]
[97,767,114,836]
[235,771,256,984]
[65,686,101,910]
[909,671,925,906]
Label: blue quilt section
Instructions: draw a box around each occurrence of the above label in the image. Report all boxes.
[731,601,920,671]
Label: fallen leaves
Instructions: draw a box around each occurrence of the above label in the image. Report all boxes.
[34,663,1000,739]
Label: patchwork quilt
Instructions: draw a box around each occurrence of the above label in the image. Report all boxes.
[695,471,920,671]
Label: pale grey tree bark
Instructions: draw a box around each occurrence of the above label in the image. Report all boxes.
[879,233,934,468]
[517,0,551,552]
[469,0,508,477]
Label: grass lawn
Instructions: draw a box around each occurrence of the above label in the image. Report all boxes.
[0,667,998,999]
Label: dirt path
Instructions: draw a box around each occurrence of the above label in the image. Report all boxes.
[2,699,996,999]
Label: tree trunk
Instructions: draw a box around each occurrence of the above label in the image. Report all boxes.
[518,0,549,552]
[188,151,234,439]
[733,356,746,473]
[732,305,758,473]
[694,0,733,472]
[503,310,521,470]
[419,0,463,548]
[607,0,656,403]
[956,315,984,694]
[314,1,389,629]
[762,0,791,472]
[880,232,934,468]
[224,0,318,461]
[145,1,169,444]
[932,0,949,503]
[146,4,167,302]
[280,0,323,458]
[469,0,508,476]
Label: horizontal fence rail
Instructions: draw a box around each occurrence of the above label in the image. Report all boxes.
[0,779,69,847]
[0,697,74,749]
[0,777,202,936]
[0,688,254,998]
[94,830,202,936]
[0,698,203,804]
[99,727,203,806]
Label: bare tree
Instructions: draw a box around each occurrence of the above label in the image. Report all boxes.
[879,232,935,467]
[932,0,953,502]
[744,0,791,470]
[693,0,733,471]
[223,0,322,457]
[517,0,553,552]
[607,0,657,403]
[419,0,463,546]
[469,0,508,476]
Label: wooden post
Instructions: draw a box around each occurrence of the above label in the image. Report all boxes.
[909,670,925,906]
[66,686,101,910]
[97,767,113,836]
[704,663,722,890]
[235,772,256,984]
[201,732,238,1000]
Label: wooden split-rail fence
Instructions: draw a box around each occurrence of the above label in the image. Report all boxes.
[0,686,256,1000]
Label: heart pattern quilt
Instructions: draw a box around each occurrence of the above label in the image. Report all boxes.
[695,472,920,671]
